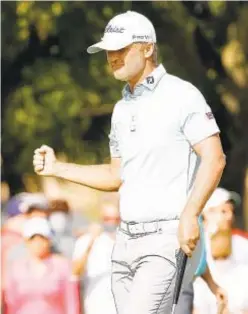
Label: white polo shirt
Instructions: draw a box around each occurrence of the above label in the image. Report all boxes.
[109,64,220,222]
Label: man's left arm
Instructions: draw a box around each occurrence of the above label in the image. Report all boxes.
[179,134,226,256]
[184,134,226,217]
[178,85,226,256]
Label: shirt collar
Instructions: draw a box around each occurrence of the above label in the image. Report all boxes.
[122,64,166,99]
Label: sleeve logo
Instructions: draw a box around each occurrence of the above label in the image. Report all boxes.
[206,112,214,120]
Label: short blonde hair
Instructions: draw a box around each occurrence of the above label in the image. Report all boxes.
[152,44,158,66]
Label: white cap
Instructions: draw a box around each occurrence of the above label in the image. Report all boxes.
[19,193,49,213]
[204,187,241,212]
[87,11,156,54]
[23,217,53,239]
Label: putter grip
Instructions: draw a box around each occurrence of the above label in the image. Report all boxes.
[173,250,188,305]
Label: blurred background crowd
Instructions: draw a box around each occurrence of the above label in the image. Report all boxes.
[1,1,248,314]
[1,191,120,314]
[1,188,248,314]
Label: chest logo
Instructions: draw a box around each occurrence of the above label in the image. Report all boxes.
[146,76,155,84]
[130,115,137,132]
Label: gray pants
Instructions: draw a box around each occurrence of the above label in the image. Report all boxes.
[111,220,180,314]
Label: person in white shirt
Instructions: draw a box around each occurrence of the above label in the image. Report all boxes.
[72,201,120,314]
[193,187,248,314]
[33,11,225,313]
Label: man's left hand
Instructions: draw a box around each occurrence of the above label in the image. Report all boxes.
[177,213,200,257]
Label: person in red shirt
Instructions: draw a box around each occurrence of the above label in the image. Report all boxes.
[1,193,49,290]
[3,217,81,314]
[193,188,248,314]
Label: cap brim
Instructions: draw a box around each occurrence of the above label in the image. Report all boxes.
[25,232,51,239]
[87,39,132,54]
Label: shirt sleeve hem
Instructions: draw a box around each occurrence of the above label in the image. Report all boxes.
[190,129,220,146]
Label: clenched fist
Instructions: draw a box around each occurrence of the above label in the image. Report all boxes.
[33,145,57,176]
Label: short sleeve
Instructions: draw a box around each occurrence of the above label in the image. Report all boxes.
[180,86,220,146]
[108,106,122,158]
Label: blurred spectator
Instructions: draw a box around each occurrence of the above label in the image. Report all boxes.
[177,216,227,314]
[1,193,29,255]
[203,188,248,262]
[177,269,227,314]
[3,217,81,314]
[72,201,120,314]
[48,199,76,258]
[6,193,50,265]
[1,193,48,290]
[1,192,33,233]
[1,193,27,312]
[2,192,49,243]
[193,188,248,314]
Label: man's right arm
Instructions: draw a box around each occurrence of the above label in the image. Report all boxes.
[54,159,122,191]
[33,145,122,192]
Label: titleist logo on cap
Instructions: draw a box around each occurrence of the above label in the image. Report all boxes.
[105,25,125,33]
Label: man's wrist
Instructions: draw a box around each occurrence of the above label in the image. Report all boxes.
[53,161,63,177]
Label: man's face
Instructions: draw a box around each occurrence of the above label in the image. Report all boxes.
[106,43,149,81]
[204,201,234,234]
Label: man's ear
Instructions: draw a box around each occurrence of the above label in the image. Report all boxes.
[144,43,154,58]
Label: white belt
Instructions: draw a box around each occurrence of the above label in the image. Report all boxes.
[120,219,179,235]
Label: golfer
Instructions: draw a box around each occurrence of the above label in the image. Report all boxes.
[33,11,226,314]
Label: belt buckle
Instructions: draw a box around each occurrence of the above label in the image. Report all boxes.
[121,222,129,233]
[144,221,158,233]
[127,221,137,234]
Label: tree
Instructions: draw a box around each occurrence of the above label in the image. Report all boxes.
[1,1,248,227]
